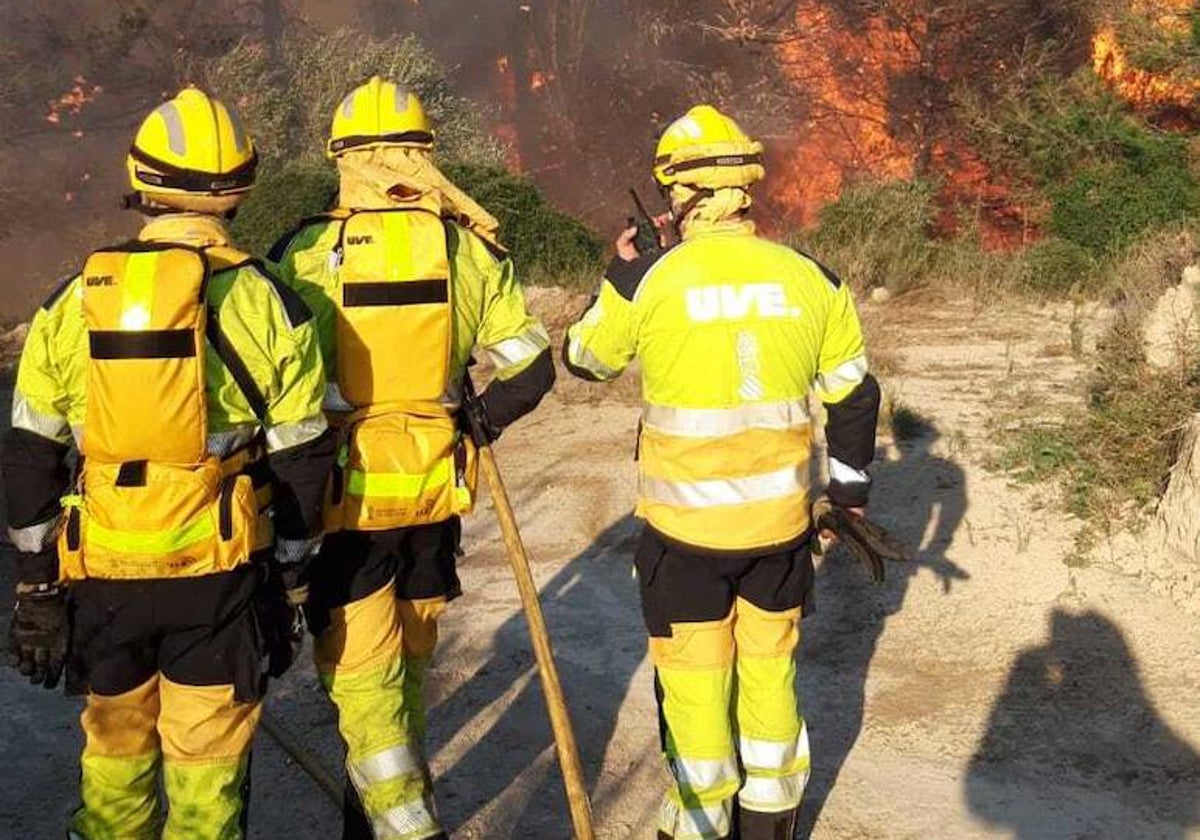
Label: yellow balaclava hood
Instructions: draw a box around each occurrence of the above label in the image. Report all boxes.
[336,146,505,253]
[670,183,757,239]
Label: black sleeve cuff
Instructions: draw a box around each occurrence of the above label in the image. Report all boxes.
[825,374,882,470]
[561,333,606,382]
[266,428,337,539]
[479,349,556,433]
[1,428,71,529]
[828,479,871,508]
[13,548,59,585]
[605,253,657,301]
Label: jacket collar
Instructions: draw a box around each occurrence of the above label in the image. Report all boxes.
[138,213,233,249]
[680,216,757,240]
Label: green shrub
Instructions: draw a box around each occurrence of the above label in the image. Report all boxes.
[229,159,602,280]
[200,30,601,281]
[191,29,503,168]
[963,73,1200,258]
[442,164,603,279]
[1021,238,1098,294]
[998,313,1200,534]
[1048,154,1200,256]
[230,159,337,256]
[794,179,937,293]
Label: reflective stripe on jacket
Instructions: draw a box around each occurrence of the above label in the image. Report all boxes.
[565,220,872,553]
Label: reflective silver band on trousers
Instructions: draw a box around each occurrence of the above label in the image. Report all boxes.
[348,743,424,787]
[669,755,740,792]
[659,796,732,840]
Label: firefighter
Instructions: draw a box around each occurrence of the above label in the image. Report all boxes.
[269,76,555,839]
[1,87,334,839]
[564,104,882,839]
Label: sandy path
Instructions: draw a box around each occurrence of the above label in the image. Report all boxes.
[1,294,1197,838]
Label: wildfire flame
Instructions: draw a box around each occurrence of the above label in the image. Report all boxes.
[493,54,523,172]
[46,76,102,127]
[1091,13,1199,121]
[768,3,926,228]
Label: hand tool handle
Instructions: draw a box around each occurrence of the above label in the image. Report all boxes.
[463,375,596,840]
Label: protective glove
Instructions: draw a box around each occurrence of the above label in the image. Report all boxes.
[7,581,70,689]
[256,577,305,679]
[812,497,911,582]
[259,537,319,678]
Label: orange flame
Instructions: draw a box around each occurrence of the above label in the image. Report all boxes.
[765,1,1030,245]
[493,54,523,172]
[768,2,922,227]
[1092,25,1199,118]
[45,76,101,126]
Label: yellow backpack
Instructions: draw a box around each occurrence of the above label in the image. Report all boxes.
[58,242,259,581]
[318,207,476,532]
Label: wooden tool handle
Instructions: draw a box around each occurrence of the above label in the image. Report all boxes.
[478,446,596,840]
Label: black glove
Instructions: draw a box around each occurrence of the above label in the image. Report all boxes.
[256,569,307,679]
[7,582,70,689]
[813,497,911,583]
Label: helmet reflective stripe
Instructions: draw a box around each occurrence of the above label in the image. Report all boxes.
[341,92,356,118]
[154,102,188,156]
[227,107,248,154]
[395,86,412,114]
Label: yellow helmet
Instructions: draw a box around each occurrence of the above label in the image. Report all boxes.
[126,87,257,213]
[653,104,765,190]
[327,76,434,157]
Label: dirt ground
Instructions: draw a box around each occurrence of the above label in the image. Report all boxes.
[1,291,1198,839]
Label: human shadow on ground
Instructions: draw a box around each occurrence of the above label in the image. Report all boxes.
[427,514,651,835]
[966,609,1200,839]
[797,418,970,837]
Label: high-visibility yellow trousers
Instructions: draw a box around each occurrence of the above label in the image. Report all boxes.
[314,581,443,840]
[636,527,813,840]
[309,520,461,840]
[67,571,263,840]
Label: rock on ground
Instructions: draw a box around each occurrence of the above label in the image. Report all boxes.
[1143,265,1200,370]
[1146,414,1200,614]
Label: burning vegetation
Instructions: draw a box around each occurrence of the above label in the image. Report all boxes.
[1091,0,1200,128]
[1,0,1197,312]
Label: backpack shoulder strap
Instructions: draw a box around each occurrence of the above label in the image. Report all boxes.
[205,306,269,424]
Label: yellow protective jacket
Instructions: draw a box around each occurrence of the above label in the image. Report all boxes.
[565,218,880,554]
[2,214,331,582]
[268,206,554,530]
